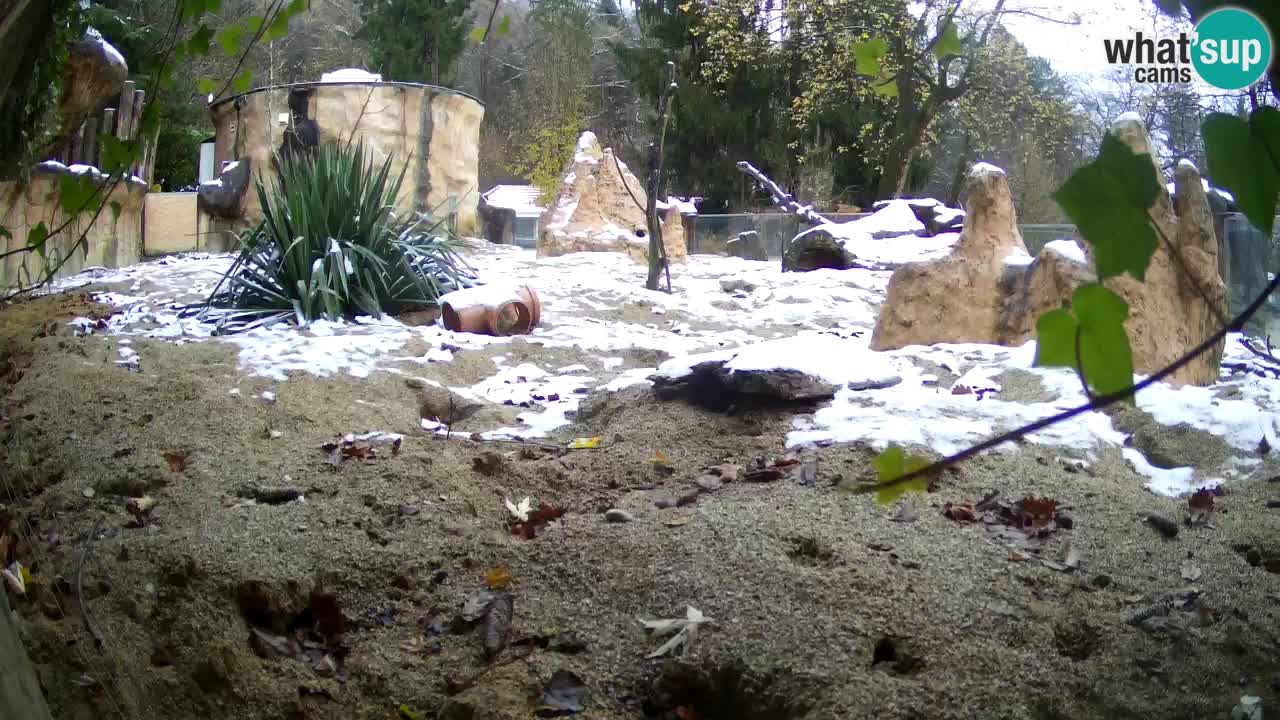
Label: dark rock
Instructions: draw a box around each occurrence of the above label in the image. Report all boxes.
[198,158,253,220]
[726,230,769,261]
[782,226,860,272]
[59,29,128,135]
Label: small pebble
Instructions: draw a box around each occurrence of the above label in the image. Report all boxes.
[82,488,95,499]
[1056,512,1074,529]
[269,430,283,439]
[228,388,240,396]
[604,509,635,523]
[653,497,676,509]
[260,390,276,402]
[1266,500,1280,509]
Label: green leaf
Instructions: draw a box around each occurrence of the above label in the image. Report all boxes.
[468,26,486,43]
[853,38,889,77]
[232,68,254,93]
[188,24,213,55]
[110,201,123,223]
[28,222,48,260]
[1202,109,1280,238]
[1034,284,1134,398]
[59,174,97,215]
[285,0,309,18]
[1073,284,1133,397]
[873,77,898,98]
[246,15,264,35]
[0,225,10,241]
[868,445,931,506]
[496,14,511,36]
[1033,309,1077,368]
[100,136,136,174]
[267,11,291,40]
[198,78,219,95]
[1052,133,1159,281]
[932,19,963,59]
[217,23,245,56]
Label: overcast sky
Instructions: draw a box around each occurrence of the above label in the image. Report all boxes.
[998,0,1187,80]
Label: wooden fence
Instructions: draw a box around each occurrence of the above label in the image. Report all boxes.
[55,80,159,183]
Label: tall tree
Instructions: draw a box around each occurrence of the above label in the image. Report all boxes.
[359,0,472,85]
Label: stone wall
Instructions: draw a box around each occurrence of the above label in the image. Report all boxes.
[208,83,484,236]
[0,166,145,291]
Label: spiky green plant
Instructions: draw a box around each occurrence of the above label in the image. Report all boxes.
[195,141,475,333]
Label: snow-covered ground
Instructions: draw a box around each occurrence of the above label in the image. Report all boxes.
[52,239,1280,498]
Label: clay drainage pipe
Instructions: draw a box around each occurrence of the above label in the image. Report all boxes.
[439,284,541,336]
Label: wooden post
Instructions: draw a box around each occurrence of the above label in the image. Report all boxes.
[115,81,136,140]
[142,126,160,185]
[101,108,115,139]
[68,123,84,166]
[644,62,678,292]
[0,588,54,720]
[82,117,98,169]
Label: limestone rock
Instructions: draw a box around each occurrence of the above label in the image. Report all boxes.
[870,198,965,236]
[58,29,127,136]
[872,117,1228,387]
[871,163,1030,349]
[782,225,863,272]
[538,132,686,264]
[727,230,768,261]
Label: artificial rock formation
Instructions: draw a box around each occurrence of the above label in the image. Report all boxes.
[872,116,1227,387]
[871,163,1030,349]
[59,29,128,137]
[538,132,687,264]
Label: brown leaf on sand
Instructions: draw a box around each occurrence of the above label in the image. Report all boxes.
[1188,488,1216,512]
[485,567,513,591]
[511,502,567,540]
[482,592,514,661]
[943,502,979,523]
[716,464,739,482]
[162,450,189,473]
[1018,497,1058,528]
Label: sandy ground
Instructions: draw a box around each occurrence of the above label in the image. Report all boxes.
[2,246,1280,720]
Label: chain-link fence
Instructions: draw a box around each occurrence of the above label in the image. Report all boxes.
[1018,224,1078,257]
[1221,213,1280,337]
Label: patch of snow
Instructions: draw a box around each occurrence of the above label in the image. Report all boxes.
[1045,239,1086,265]
[320,68,383,83]
[970,162,1005,177]
[1165,177,1236,203]
[934,207,965,225]
[848,201,926,237]
[1121,448,1203,496]
[438,283,523,311]
[85,28,126,72]
[656,333,901,390]
[1004,248,1034,267]
[1114,111,1144,126]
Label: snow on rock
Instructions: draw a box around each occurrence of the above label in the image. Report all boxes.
[1044,239,1086,265]
[320,68,383,83]
[653,333,902,400]
[438,283,523,311]
[847,201,927,239]
[1165,177,1235,204]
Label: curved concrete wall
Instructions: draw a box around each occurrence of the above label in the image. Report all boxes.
[208,82,483,236]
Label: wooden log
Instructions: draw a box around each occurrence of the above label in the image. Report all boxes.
[735,161,832,227]
[102,108,115,140]
[128,93,146,175]
[142,126,160,185]
[115,80,136,140]
[81,117,98,168]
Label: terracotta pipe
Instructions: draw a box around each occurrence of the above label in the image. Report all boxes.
[439,284,540,336]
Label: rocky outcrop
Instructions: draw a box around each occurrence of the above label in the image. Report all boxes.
[58,29,128,137]
[871,163,1031,349]
[727,230,768,261]
[783,225,863,272]
[1096,118,1226,386]
[870,198,966,236]
[872,117,1228,387]
[538,132,687,264]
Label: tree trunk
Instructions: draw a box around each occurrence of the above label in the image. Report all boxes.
[946,131,973,207]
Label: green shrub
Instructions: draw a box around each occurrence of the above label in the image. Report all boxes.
[196,141,475,333]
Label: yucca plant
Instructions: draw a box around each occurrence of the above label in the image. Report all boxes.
[193,141,476,334]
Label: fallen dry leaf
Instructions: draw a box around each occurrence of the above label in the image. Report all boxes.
[943,502,979,523]
[511,501,567,540]
[536,669,587,716]
[567,436,601,449]
[1189,488,1216,512]
[1181,560,1202,582]
[716,464,739,482]
[248,628,301,660]
[482,592,514,661]
[664,516,690,528]
[162,450,188,473]
[640,605,711,658]
[1018,497,1058,528]
[485,567,513,591]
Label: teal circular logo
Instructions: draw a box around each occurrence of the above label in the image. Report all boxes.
[1191,8,1273,90]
